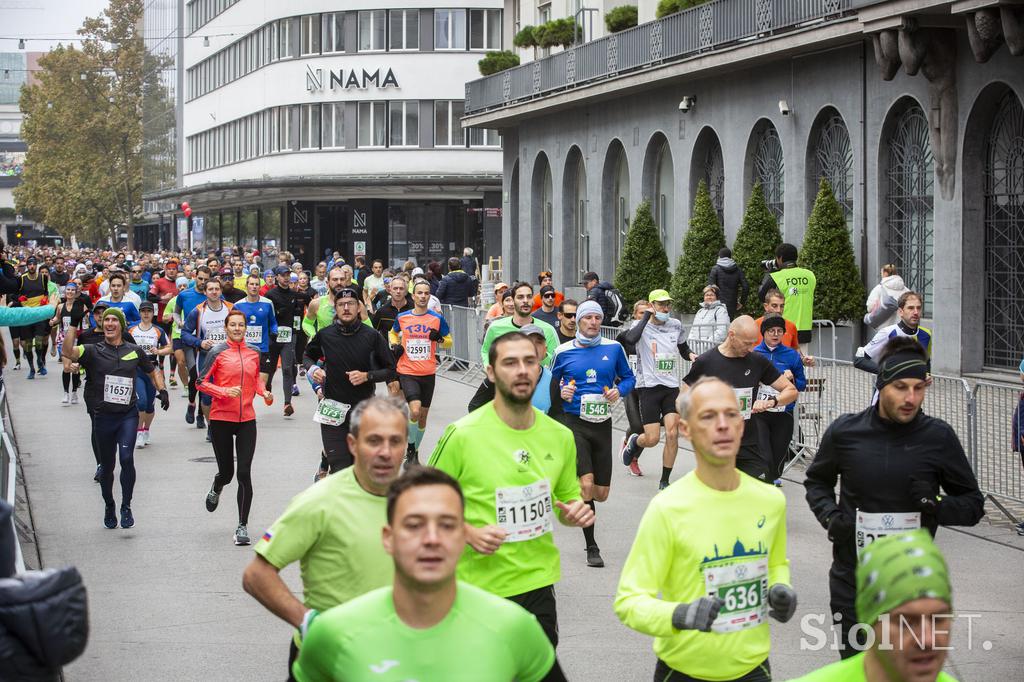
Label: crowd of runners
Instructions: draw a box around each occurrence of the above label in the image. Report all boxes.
[0,242,988,682]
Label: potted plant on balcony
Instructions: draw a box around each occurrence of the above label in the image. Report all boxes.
[513,25,538,49]
[605,5,639,33]
[656,0,708,19]
[538,18,580,49]
[478,51,521,76]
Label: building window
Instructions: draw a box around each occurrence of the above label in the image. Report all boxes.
[435,9,467,50]
[300,104,321,150]
[886,103,934,313]
[983,92,1024,367]
[813,112,854,232]
[703,138,725,226]
[389,9,420,50]
[468,127,500,147]
[435,100,465,147]
[359,10,386,51]
[358,101,387,147]
[277,18,292,59]
[322,12,345,53]
[470,9,501,50]
[277,106,292,151]
[752,124,785,225]
[300,14,322,55]
[389,101,419,147]
[323,103,345,148]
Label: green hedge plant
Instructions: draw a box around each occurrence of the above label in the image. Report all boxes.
[800,178,865,322]
[478,51,521,76]
[605,5,639,33]
[614,200,672,306]
[513,25,537,48]
[670,180,727,310]
[732,182,783,299]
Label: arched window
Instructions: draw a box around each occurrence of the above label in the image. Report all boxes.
[753,123,785,224]
[813,112,854,231]
[612,148,630,267]
[564,148,589,282]
[704,138,725,225]
[885,103,934,311]
[541,163,553,271]
[654,142,674,248]
[984,92,1024,368]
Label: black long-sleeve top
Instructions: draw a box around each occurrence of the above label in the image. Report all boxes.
[804,405,985,571]
[302,321,397,404]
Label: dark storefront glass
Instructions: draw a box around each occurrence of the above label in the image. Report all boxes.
[220,211,237,251]
[387,200,483,269]
[240,209,259,252]
[261,205,282,267]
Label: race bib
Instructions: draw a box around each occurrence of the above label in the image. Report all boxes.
[734,387,754,419]
[313,398,350,427]
[628,354,638,374]
[103,375,134,405]
[244,326,263,344]
[855,510,921,555]
[139,343,156,355]
[276,327,292,343]
[495,479,553,542]
[757,384,785,413]
[580,393,610,423]
[406,338,431,361]
[655,353,676,375]
[62,316,72,332]
[703,558,768,633]
[205,321,226,343]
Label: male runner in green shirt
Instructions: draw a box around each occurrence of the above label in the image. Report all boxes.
[615,376,797,681]
[429,331,593,649]
[242,396,409,680]
[480,282,559,366]
[293,466,557,682]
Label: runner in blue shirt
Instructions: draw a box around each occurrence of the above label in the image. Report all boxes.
[549,299,635,568]
[233,274,278,386]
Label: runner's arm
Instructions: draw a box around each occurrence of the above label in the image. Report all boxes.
[613,505,679,637]
[932,427,985,527]
[180,308,202,349]
[676,341,695,362]
[803,425,842,528]
[768,500,792,587]
[61,327,83,361]
[614,346,636,396]
[195,348,230,400]
[616,311,651,347]
[241,555,306,628]
[767,375,797,408]
[302,332,323,373]
[301,297,320,338]
[369,333,398,384]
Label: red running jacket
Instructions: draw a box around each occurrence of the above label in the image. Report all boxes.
[196,338,267,422]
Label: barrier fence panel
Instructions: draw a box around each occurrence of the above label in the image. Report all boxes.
[971,382,1024,506]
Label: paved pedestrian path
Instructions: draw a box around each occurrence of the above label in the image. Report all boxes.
[5,364,1023,680]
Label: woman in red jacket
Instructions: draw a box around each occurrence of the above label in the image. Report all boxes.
[197,308,273,546]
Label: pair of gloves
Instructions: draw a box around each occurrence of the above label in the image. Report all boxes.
[671,584,798,632]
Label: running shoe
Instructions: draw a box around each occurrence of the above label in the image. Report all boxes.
[1016,521,1024,537]
[169,377,178,388]
[586,545,605,568]
[206,480,220,512]
[196,412,206,429]
[62,392,70,405]
[137,430,147,448]
[298,368,306,378]
[143,430,150,447]
[94,465,102,483]
[658,480,669,491]
[205,426,211,443]
[619,434,638,466]
[291,384,300,397]
[38,366,47,376]
[234,524,250,546]
[26,368,35,380]
[185,403,196,424]
[773,478,783,487]
[405,444,419,467]
[283,404,294,417]
[628,457,643,477]
[12,362,20,370]
[104,504,117,529]
[120,505,134,529]
[70,391,78,404]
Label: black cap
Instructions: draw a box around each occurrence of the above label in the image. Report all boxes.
[581,271,599,283]
[92,299,110,310]
[139,301,155,312]
[334,286,360,299]
[539,285,556,296]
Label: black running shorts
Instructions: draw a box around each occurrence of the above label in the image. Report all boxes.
[399,374,436,408]
[638,385,679,425]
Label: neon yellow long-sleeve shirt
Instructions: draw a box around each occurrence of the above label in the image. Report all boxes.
[614,470,791,681]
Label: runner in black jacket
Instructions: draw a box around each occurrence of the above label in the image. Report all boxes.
[303,288,397,472]
[803,337,984,659]
[264,269,313,413]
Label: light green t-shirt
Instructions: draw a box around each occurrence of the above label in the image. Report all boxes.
[614,471,790,681]
[164,294,181,339]
[254,467,393,612]
[428,403,580,598]
[770,267,817,332]
[292,581,556,682]
[480,315,558,366]
[789,651,959,681]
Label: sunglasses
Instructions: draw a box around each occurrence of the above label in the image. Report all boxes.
[542,293,556,298]
[562,312,576,319]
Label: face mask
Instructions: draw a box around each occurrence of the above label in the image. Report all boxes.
[654,311,670,322]
[575,330,601,347]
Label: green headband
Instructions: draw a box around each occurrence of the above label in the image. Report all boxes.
[856,529,952,625]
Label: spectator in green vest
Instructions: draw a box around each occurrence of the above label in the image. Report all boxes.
[757,243,816,353]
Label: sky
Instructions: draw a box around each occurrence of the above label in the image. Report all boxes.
[0,0,111,53]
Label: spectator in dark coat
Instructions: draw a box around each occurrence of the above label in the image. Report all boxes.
[581,271,617,326]
[459,247,479,278]
[426,261,443,296]
[707,247,749,319]
[436,257,478,307]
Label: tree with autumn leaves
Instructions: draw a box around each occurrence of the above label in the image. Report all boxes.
[16,0,151,249]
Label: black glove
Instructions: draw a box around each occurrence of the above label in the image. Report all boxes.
[909,478,941,515]
[158,389,170,411]
[826,511,854,544]
[671,597,723,632]
[768,584,797,623]
[428,329,443,342]
[390,344,404,359]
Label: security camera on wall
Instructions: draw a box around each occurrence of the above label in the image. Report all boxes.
[778,100,791,116]
[678,96,696,113]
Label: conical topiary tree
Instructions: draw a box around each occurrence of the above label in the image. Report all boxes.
[670,180,727,310]
[614,200,672,306]
[800,178,865,322]
[732,182,782,298]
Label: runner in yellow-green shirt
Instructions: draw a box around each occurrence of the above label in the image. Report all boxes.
[293,466,557,682]
[242,396,409,681]
[428,331,594,652]
[614,376,796,682]
[791,529,958,682]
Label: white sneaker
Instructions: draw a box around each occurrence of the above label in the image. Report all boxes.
[61,392,70,405]
[70,391,78,404]
[143,430,151,446]
[137,430,147,448]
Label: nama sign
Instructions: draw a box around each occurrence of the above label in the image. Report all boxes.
[306,64,399,91]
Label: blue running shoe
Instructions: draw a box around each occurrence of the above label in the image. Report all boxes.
[196,412,206,430]
[185,403,196,424]
[620,433,638,466]
[120,505,134,529]
[38,366,47,376]
[104,504,117,529]
[27,368,35,380]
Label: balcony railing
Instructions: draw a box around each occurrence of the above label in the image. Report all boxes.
[465,0,853,115]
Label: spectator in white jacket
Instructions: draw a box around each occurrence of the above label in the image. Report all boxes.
[688,285,730,345]
[864,264,910,329]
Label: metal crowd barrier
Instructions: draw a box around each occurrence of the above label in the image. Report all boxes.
[0,382,27,573]
[431,305,1024,513]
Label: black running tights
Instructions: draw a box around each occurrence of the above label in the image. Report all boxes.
[209,419,257,525]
